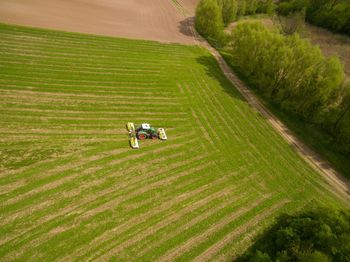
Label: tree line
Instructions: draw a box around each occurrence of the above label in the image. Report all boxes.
[195,0,350,155]
[228,22,350,153]
[195,0,275,45]
[238,207,350,261]
[277,0,350,35]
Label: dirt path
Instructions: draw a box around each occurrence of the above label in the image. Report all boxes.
[172,3,350,202]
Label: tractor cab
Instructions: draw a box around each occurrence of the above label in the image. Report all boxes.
[136,123,158,140]
[141,123,151,130]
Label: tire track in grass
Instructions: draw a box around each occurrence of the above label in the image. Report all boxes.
[0,41,190,59]
[75,154,212,223]
[0,83,175,96]
[0,145,128,187]
[1,61,162,74]
[183,71,236,139]
[1,56,182,70]
[95,188,237,260]
[0,76,167,87]
[177,83,185,94]
[131,173,258,260]
[0,126,181,139]
[244,136,340,202]
[0,73,163,85]
[187,80,231,143]
[175,82,208,151]
[0,43,186,59]
[138,190,260,261]
[0,67,162,78]
[26,162,217,260]
[226,99,311,176]
[2,114,186,123]
[1,134,194,208]
[0,92,180,105]
[182,81,229,145]
[190,71,245,143]
[182,81,221,148]
[0,94,181,106]
[192,199,290,262]
[195,108,222,145]
[0,142,199,246]
[0,142,126,181]
[0,30,195,54]
[186,80,232,143]
[53,173,224,260]
[190,109,215,148]
[158,194,273,262]
[0,48,184,65]
[70,168,233,260]
[0,138,201,245]
[0,89,176,101]
[0,128,127,136]
[3,157,216,261]
[0,104,179,116]
[1,107,186,117]
[1,126,186,183]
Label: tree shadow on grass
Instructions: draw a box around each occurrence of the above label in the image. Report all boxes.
[195,54,246,103]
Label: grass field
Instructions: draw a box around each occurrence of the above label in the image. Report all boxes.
[0,23,347,261]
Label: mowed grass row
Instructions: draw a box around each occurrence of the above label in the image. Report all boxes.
[0,23,346,261]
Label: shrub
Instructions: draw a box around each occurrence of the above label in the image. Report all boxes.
[195,0,224,39]
[238,208,350,262]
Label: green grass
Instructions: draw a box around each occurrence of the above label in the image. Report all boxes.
[0,23,347,261]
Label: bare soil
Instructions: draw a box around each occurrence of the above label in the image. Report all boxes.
[0,0,197,44]
[177,0,199,14]
[303,24,350,78]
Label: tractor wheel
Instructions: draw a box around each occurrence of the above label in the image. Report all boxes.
[152,135,158,140]
[138,134,147,140]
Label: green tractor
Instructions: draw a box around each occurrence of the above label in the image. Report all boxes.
[126,122,167,149]
[136,123,159,140]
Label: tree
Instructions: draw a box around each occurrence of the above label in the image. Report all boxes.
[257,0,276,16]
[278,9,306,35]
[237,0,247,17]
[330,84,350,151]
[246,0,258,15]
[195,0,224,40]
[238,208,350,262]
[229,22,344,126]
[278,0,350,35]
[218,0,238,25]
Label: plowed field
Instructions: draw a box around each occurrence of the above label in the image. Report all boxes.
[0,0,198,44]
